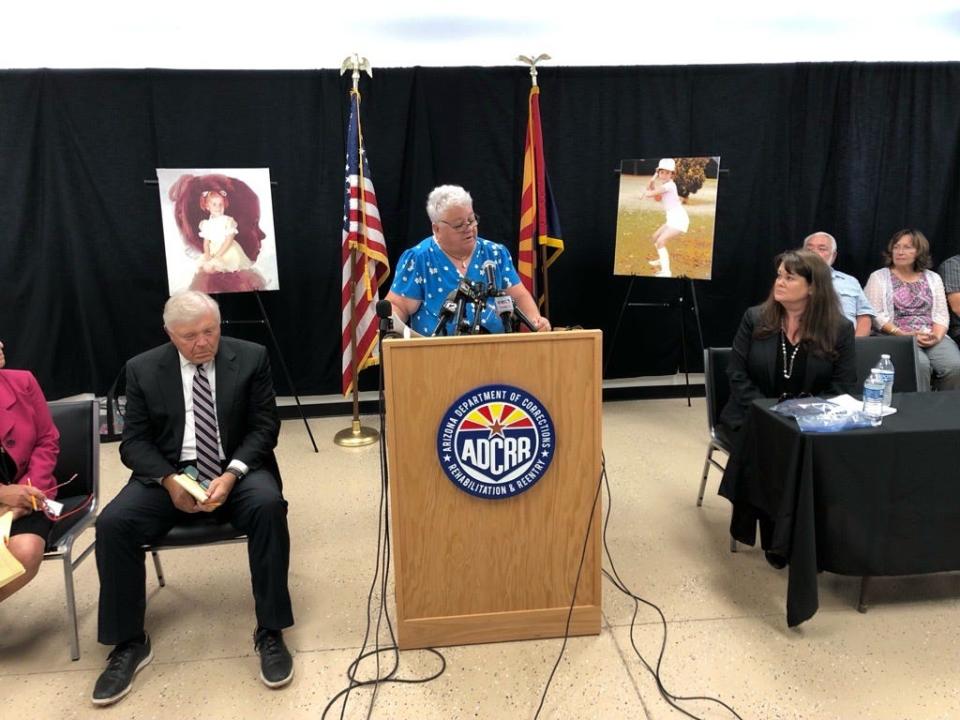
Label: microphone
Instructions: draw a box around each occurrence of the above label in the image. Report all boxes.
[481,260,498,298]
[494,294,514,333]
[470,291,485,335]
[431,289,460,337]
[376,300,393,335]
[453,278,479,335]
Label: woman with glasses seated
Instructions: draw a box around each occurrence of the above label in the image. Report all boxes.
[385,185,550,336]
[717,250,856,562]
[0,340,61,601]
[864,229,960,391]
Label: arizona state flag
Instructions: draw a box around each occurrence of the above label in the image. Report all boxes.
[517,85,563,312]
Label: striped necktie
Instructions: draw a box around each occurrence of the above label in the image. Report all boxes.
[192,364,221,484]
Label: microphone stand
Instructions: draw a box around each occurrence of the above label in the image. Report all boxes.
[494,300,515,334]
[453,295,469,335]
[431,310,451,337]
[469,285,487,335]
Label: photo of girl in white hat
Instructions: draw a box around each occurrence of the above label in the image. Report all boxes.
[613,156,719,281]
[639,158,689,277]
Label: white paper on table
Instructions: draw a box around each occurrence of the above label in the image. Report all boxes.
[827,394,898,416]
[392,313,423,339]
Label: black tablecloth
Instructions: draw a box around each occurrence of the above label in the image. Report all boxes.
[719,391,960,626]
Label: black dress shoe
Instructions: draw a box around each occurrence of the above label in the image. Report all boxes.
[254,627,294,688]
[765,551,788,569]
[91,633,153,706]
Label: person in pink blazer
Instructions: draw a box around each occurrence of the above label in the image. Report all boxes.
[0,340,61,602]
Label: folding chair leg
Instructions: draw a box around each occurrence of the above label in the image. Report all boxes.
[857,576,870,613]
[697,449,712,507]
[151,550,166,587]
[62,552,80,661]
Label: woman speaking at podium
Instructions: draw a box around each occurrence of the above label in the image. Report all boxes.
[385,185,550,336]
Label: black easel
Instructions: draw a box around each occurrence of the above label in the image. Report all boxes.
[606,275,706,407]
[222,291,319,453]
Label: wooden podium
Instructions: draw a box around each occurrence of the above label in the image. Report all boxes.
[382,329,602,649]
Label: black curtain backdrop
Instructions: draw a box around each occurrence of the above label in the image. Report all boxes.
[2,63,959,398]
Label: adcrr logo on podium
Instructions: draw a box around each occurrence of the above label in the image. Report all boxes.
[436,384,555,499]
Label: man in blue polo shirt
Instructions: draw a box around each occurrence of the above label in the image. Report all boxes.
[804,231,875,336]
[936,252,960,345]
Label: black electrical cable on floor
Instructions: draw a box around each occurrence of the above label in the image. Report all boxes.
[599,454,744,720]
[321,351,447,720]
[324,369,742,718]
[532,454,606,719]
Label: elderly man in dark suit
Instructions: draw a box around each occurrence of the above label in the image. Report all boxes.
[92,291,294,706]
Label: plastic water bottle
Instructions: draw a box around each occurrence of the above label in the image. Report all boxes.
[862,372,884,426]
[874,354,895,408]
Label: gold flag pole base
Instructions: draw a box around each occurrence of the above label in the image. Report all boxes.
[334,418,379,447]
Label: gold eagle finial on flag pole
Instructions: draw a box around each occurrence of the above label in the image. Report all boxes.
[516,54,551,86]
[340,54,373,92]
[515,53,563,318]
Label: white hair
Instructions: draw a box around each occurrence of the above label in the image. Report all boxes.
[803,231,837,254]
[163,290,221,328]
[426,185,473,223]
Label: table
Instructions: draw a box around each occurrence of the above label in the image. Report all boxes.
[720,391,960,626]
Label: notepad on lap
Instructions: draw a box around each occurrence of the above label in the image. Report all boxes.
[172,466,210,503]
[0,510,27,590]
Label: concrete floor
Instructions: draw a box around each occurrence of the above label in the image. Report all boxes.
[2,399,958,719]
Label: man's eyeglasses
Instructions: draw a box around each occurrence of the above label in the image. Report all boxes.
[439,214,479,233]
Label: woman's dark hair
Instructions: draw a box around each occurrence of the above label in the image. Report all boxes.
[755,249,844,358]
[883,228,931,272]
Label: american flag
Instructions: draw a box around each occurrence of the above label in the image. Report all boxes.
[518,84,564,313]
[340,89,389,396]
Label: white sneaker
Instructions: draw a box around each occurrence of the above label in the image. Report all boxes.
[654,270,672,277]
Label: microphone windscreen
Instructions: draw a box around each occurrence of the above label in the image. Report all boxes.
[376,299,393,319]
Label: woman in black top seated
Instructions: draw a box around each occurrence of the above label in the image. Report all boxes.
[717,249,857,560]
[718,249,857,437]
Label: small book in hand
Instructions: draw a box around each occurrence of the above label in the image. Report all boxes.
[0,511,27,589]
[172,466,210,503]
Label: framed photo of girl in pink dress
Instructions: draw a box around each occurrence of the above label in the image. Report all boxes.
[157,168,280,295]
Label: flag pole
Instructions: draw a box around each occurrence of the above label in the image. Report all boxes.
[335,243,377,447]
[335,54,379,448]
[517,53,553,317]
